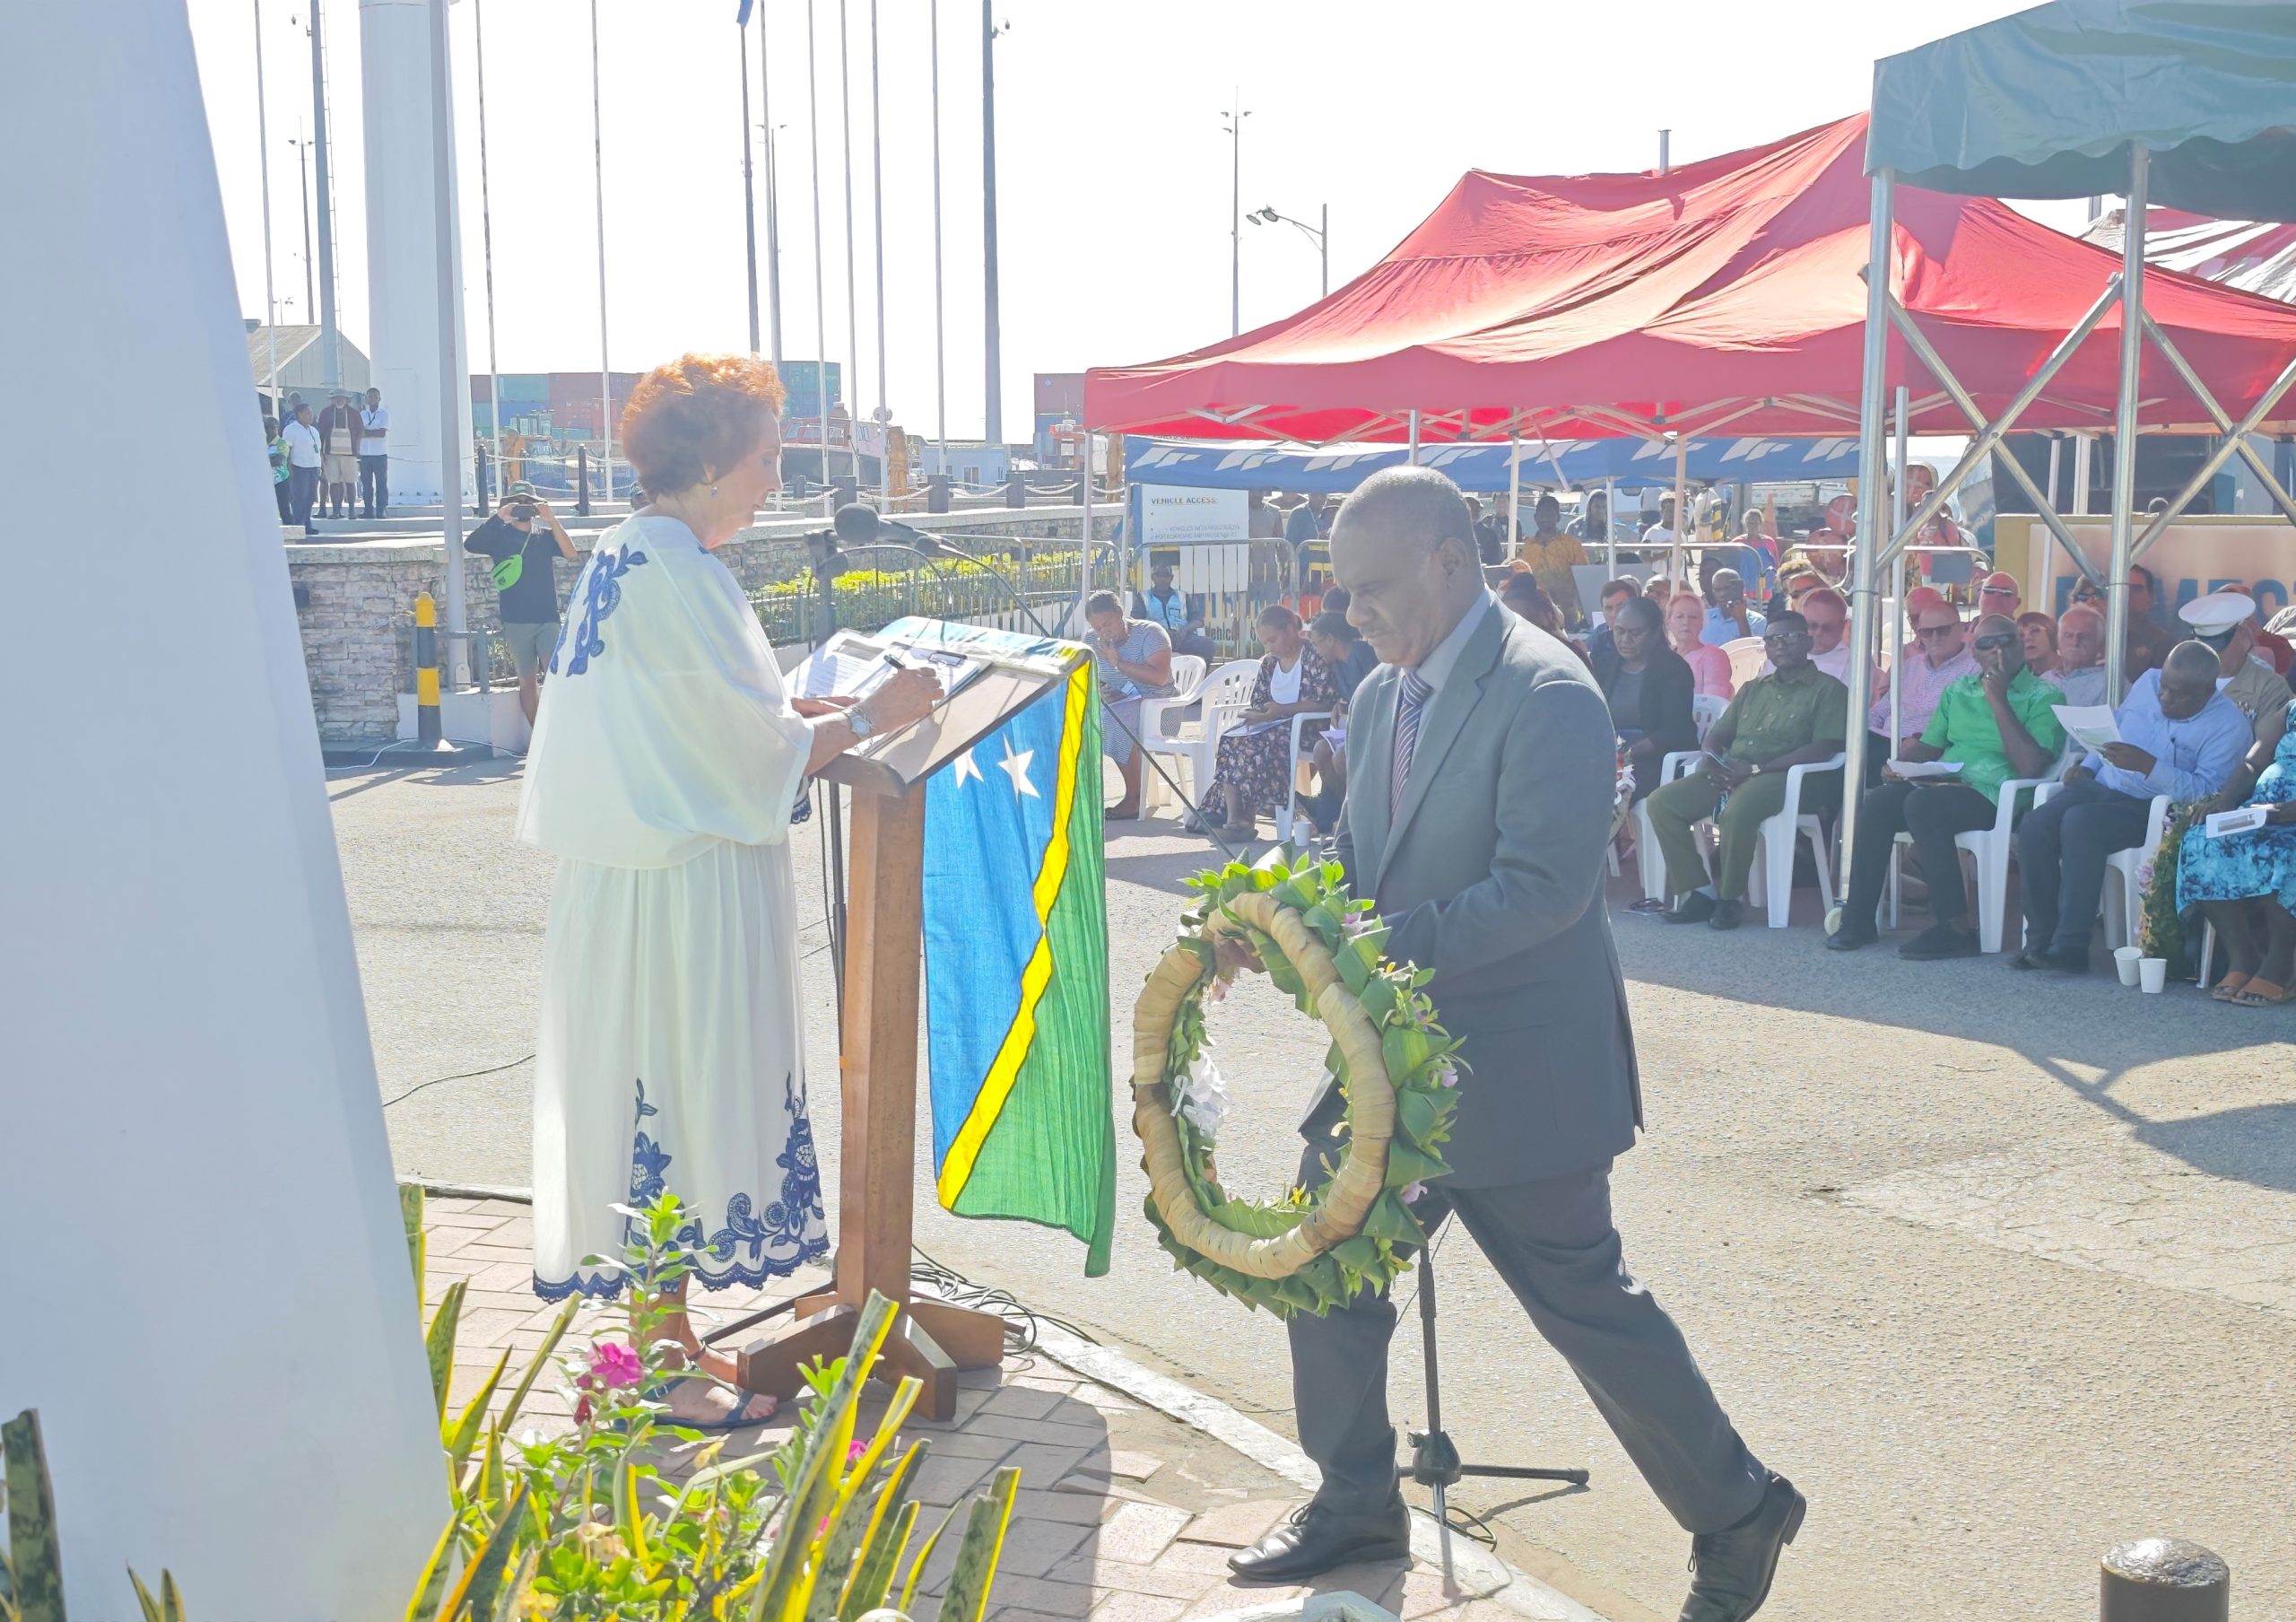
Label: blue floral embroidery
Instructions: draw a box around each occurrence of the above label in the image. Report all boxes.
[549,545,648,676]
[534,1072,829,1301]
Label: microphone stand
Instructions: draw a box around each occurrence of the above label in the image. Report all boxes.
[1406,1220,1589,1582]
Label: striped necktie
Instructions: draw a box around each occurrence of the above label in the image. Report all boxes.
[1391,667,1433,821]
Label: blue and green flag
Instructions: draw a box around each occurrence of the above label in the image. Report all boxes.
[893,619,1114,1276]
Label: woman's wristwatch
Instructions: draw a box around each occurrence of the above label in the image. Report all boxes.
[848,706,876,741]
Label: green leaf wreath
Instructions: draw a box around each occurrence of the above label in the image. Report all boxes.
[1126,856,1461,1319]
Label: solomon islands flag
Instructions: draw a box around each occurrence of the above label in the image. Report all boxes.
[887,617,1115,1276]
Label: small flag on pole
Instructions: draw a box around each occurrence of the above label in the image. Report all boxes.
[898,619,1116,1276]
[735,0,756,23]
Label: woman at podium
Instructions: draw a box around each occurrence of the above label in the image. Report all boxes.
[517,353,937,1426]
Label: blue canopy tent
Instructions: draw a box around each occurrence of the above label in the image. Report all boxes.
[1123,434,1864,495]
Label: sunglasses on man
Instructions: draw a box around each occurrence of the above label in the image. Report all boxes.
[1971,632,2020,653]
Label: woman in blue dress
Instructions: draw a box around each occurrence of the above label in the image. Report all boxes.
[2179,697,2296,1006]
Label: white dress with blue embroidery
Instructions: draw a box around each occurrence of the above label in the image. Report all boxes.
[516,514,829,1298]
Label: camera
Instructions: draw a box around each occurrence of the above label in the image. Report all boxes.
[507,500,538,521]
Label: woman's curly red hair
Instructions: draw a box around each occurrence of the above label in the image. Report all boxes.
[619,353,787,497]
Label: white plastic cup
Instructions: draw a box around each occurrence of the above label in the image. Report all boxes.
[2139,956,2168,994]
[2114,946,2144,987]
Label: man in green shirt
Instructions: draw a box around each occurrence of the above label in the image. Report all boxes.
[1645,612,1849,929]
[1831,613,2067,958]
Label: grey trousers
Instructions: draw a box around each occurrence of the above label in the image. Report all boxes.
[1286,1142,1767,1535]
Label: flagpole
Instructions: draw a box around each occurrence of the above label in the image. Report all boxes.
[475,0,504,499]
[759,4,783,371]
[868,0,888,501]
[254,0,281,424]
[806,0,830,509]
[929,0,946,471]
[589,0,613,508]
[839,0,860,493]
[740,7,761,355]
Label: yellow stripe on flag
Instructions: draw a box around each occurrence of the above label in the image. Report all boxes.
[936,661,1088,1208]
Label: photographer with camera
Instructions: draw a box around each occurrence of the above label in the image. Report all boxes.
[471,480,579,725]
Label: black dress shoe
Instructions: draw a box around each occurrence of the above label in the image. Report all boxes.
[1679,1471,1805,1622]
[1228,1499,1410,1585]
[1665,892,1718,925]
[1709,899,1745,930]
[1899,921,1979,960]
[1825,922,1876,951]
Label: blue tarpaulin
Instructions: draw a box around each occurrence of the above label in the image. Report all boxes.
[1123,435,1863,495]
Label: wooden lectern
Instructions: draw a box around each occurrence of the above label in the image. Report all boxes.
[735,625,1088,1422]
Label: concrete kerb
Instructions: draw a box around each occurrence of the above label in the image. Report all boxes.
[1027,1319,1605,1622]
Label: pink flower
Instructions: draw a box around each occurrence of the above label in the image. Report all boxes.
[573,1392,593,1426]
[848,1439,870,1464]
[1403,1182,1426,1204]
[587,1341,644,1391]
[1435,1066,1458,1090]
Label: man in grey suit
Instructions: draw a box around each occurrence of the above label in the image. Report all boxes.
[1228,470,1803,1622]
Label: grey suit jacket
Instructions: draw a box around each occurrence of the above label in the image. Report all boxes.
[1320,604,1642,1186]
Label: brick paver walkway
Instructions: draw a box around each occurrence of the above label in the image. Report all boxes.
[420,1197,1582,1620]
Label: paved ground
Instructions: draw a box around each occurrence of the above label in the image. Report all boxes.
[423,1197,1571,1620]
[335,759,2296,1622]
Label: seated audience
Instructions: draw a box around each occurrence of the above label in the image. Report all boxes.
[1586,576,1641,663]
[1798,588,1868,689]
[2125,564,2174,676]
[1192,604,1338,833]
[1831,614,2068,958]
[2181,590,2293,730]
[1135,562,1214,658]
[1500,572,1591,665]
[2018,612,2059,677]
[2181,695,2296,1005]
[1642,613,1848,929]
[1592,595,1697,803]
[2050,603,2109,705]
[1977,571,2022,619]
[1700,562,1767,646]
[1086,589,1176,821]
[1870,597,1977,758]
[2013,641,2248,972]
[1307,610,1378,702]
[1666,588,1735,700]
[1516,493,1589,628]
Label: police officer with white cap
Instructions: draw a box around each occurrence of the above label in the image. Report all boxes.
[2181,590,2292,728]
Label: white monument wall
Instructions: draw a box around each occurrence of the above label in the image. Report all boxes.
[0,2,447,1614]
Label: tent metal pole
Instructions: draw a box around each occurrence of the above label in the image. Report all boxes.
[2047,435,2062,515]
[2128,347,2296,560]
[2136,310,2296,533]
[1605,476,1617,572]
[1407,409,1420,465]
[2073,433,2092,514]
[1670,434,1686,587]
[1889,385,1907,754]
[1838,168,1893,925]
[1874,277,2123,570]
[1507,428,1521,565]
[1884,297,2108,593]
[2104,143,2148,706]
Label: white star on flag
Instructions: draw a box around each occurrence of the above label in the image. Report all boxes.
[951,748,983,787]
[997,738,1039,798]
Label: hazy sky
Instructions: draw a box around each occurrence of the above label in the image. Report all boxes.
[189,0,2091,442]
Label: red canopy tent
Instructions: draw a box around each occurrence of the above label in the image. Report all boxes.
[1083,114,2296,447]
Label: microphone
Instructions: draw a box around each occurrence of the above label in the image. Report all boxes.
[834,501,940,555]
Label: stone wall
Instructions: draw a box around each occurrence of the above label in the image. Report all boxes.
[288,507,1118,744]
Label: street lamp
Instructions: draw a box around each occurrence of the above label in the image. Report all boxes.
[1250,203,1328,297]
[1221,95,1250,336]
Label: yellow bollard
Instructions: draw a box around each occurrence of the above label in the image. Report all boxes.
[413,591,441,745]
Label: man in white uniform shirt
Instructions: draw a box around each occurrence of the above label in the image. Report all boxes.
[357,387,390,520]
[280,402,323,537]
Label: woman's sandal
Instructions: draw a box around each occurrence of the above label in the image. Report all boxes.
[640,1373,778,1432]
[2211,972,2255,1002]
[2228,979,2296,1008]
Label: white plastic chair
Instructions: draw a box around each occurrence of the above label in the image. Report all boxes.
[1135,654,1205,815]
[1635,751,1843,925]
[1142,658,1259,818]
[2028,781,2170,952]
[1888,747,2073,954]
[1691,693,1729,743]
[1722,637,1769,690]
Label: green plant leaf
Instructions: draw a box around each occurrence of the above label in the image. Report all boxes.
[423,1279,468,1422]
[2,1410,64,1622]
[493,1299,576,1441]
[1383,1142,1453,1189]
[1360,1194,1427,1248]
[933,1468,1019,1622]
[839,1443,926,1620]
[443,1348,510,1476]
